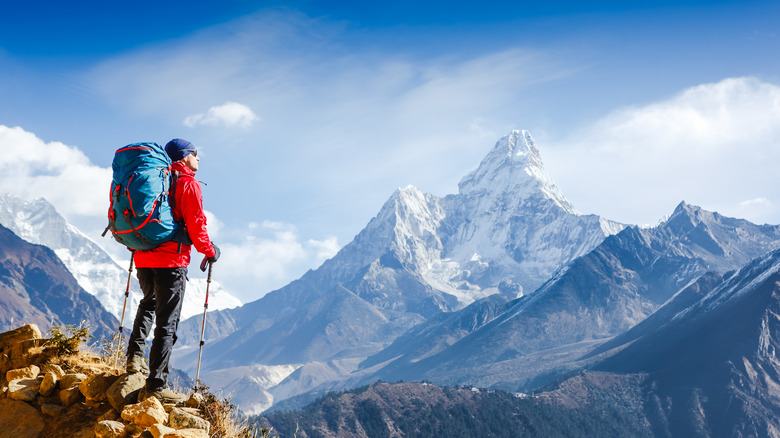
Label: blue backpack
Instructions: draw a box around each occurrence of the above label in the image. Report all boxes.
[104,142,188,250]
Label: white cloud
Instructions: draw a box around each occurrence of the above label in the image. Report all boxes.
[0,125,111,230]
[184,101,259,128]
[216,221,340,303]
[545,77,780,226]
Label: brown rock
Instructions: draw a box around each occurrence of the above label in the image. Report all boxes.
[0,398,45,438]
[80,372,120,402]
[60,372,88,389]
[39,371,58,396]
[38,392,61,405]
[41,363,65,378]
[60,386,83,407]
[184,392,204,408]
[95,420,127,438]
[98,408,120,422]
[125,422,146,436]
[0,324,42,352]
[8,378,40,402]
[9,338,46,367]
[149,423,209,438]
[41,403,65,417]
[107,372,146,412]
[122,396,168,428]
[6,364,40,381]
[169,407,210,433]
[85,397,106,409]
[0,353,11,374]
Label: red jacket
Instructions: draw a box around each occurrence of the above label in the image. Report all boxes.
[134,161,215,268]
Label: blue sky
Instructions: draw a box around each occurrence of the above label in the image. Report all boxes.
[1,0,779,303]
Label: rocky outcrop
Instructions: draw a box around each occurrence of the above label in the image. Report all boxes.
[0,324,216,438]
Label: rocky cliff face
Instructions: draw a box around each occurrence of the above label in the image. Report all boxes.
[589,247,780,437]
[534,246,780,437]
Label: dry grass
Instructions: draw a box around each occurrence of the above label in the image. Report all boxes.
[195,383,260,438]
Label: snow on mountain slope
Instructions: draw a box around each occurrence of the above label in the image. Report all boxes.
[433,130,625,300]
[0,193,241,321]
[329,130,626,312]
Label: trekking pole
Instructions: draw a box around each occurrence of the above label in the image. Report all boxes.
[194,256,213,390]
[114,250,135,369]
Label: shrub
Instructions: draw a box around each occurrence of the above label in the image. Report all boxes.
[46,323,93,356]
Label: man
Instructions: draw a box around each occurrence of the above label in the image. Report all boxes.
[125,138,220,403]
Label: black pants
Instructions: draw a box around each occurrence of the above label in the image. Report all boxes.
[126,267,187,391]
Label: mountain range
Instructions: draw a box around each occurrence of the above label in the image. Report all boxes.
[2,128,779,435]
[172,130,633,413]
[173,129,780,417]
[0,221,117,339]
[258,244,780,437]
[0,193,242,322]
[540,243,780,437]
[354,201,780,391]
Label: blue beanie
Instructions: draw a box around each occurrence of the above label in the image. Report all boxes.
[165,138,196,161]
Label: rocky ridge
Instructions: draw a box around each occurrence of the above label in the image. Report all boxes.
[0,324,237,438]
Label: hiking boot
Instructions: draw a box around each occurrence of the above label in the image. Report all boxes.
[125,354,149,375]
[139,386,187,404]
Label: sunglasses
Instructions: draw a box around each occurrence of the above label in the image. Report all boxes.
[188,149,198,157]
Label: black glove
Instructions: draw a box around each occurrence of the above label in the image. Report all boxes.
[209,243,221,263]
[200,243,221,272]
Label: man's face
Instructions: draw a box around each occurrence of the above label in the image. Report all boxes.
[182,151,199,171]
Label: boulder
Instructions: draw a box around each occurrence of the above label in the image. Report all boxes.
[6,364,40,381]
[98,408,120,422]
[149,423,209,438]
[122,396,168,428]
[41,403,65,417]
[107,372,146,412]
[0,353,10,374]
[60,386,83,407]
[60,372,87,389]
[169,407,210,433]
[39,371,58,396]
[9,338,46,368]
[0,325,41,352]
[8,378,41,402]
[95,420,126,438]
[41,363,65,378]
[0,398,45,438]
[80,372,120,402]
[185,392,204,408]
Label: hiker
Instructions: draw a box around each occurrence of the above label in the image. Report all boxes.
[125,138,220,403]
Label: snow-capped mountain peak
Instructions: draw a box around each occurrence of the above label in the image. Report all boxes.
[458,130,577,215]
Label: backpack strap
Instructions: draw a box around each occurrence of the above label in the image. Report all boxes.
[168,169,194,252]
